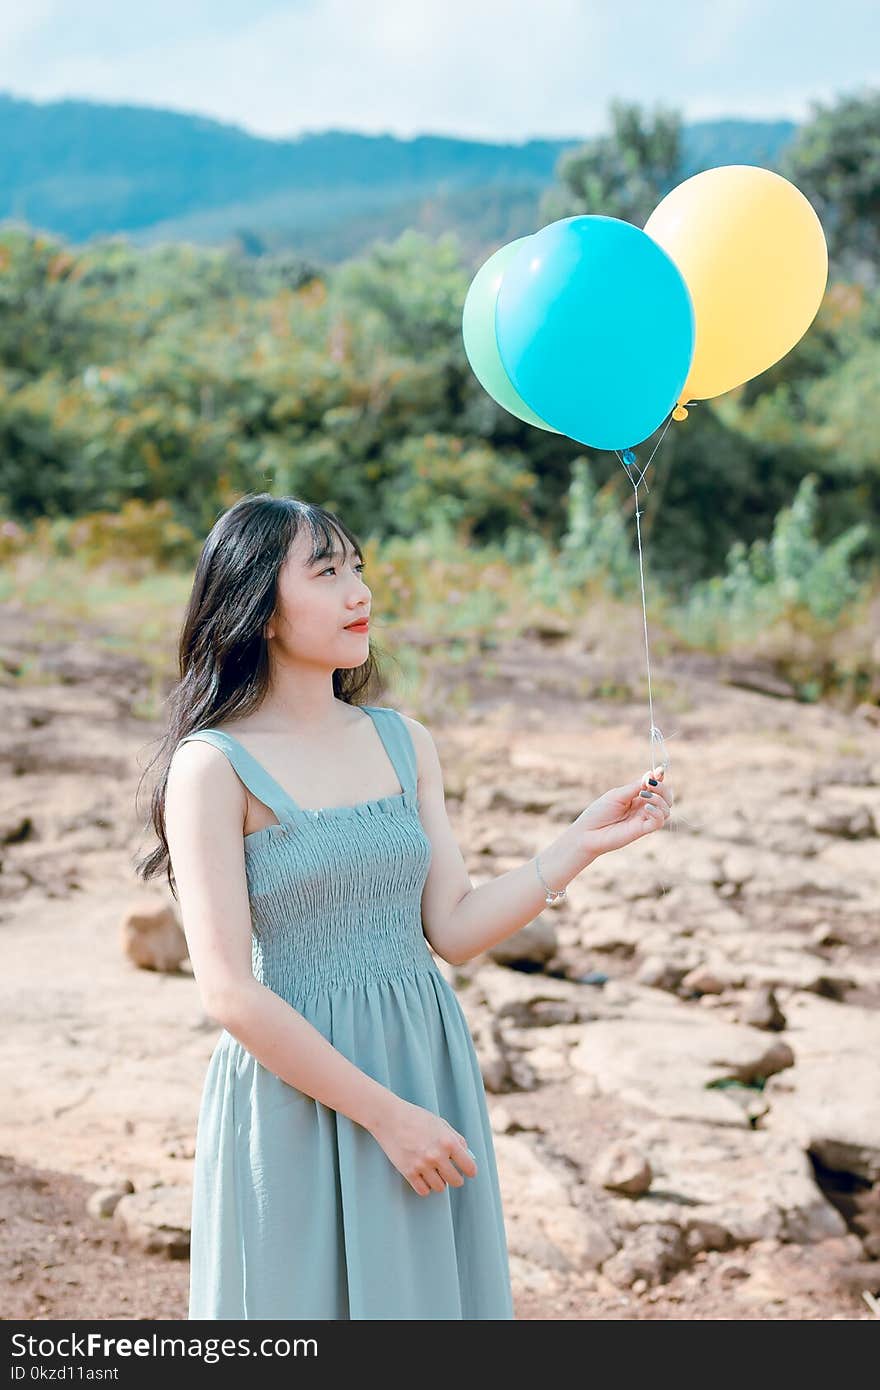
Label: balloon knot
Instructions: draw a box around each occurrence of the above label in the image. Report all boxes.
[672,404,689,421]
[621,448,637,465]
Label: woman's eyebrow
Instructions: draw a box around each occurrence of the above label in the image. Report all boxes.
[307,548,359,565]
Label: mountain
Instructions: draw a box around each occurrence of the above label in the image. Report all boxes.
[0,93,798,264]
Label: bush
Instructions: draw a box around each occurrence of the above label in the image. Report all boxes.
[680,473,870,647]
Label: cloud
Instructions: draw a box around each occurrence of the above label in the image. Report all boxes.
[0,0,875,141]
[0,0,56,50]
[0,0,615,140]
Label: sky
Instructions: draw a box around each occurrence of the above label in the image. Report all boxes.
[1,0,877,144]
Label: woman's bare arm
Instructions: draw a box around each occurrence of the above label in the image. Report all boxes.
[165,742,399,1134]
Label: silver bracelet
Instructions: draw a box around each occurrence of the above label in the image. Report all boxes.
[535,854,567,905]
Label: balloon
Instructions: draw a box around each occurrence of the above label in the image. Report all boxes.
[643,165,828,405]
[462,238,561,432]
[494,216,695,451]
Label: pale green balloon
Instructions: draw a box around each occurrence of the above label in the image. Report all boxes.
[462,237,561,433]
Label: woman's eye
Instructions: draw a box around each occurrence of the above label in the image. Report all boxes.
[321,563,366,576]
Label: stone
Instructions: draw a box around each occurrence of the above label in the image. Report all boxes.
[590,1143,652,1196]
[740,985,787,1031]
[86,1182,134,1219]
[761,995,880,1183]
[119,898,188,972]
[569,1009,795,1126]
[487,917,557,968]
[494,1132,617,1273]
[601,1223,688,1288]
[112,1185,191,1259]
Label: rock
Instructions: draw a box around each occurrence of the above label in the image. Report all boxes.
[466,781,559,817]
[811,922,850,947]
[470,1018,514,1094]
[603,1119,847,1249]
[0,814,33,845]
[489,1103,513,1134]
[86,1181,134,1219]
[494,1132,617,1273]
[722,662,798,700]
[635,956,689,992]
[739,956,857,998]
[522,615,572,642]
[112,1185,191,1258]
[803,974,858,1002]
[681,966,731,996]
[506,1051,541,1092]
[687,852,727,887]
[835,1259,880,1291]
[806,805,876,839]
[0,868,32,899]
[576,908,643,957]
[467,959,601,1027]
[820,759,878,788]
[720,850,755,889]
[685,1220,732,1254]
[740,985,787,1031]
[507,1254,563,1294]
[120,898,188,972]
[487,918,557,968]
[601,1223,688,1288]
[855,702,880,726]
[590,1144,652,1196]
[761,995,880,1183]
[719,1038,795,1085]
[511,1034,572,1084]
[569,1006,795,1126]
[831,1173,880,1256]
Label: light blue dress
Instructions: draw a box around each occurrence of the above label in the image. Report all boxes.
[178,704,514,1320]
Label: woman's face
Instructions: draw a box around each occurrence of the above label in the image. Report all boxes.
[265,528,372,669]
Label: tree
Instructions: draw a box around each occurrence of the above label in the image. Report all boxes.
[539,100,683,228]
[780,88,880,285]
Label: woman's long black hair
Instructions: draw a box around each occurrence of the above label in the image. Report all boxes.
[134,493,390,898]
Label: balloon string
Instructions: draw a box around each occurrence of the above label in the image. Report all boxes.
[632,409,676,488]
[614,409,678,775]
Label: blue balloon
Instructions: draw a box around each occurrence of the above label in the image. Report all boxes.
[494,215,695,451]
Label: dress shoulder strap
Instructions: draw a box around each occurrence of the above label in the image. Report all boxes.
[362,705,418,800]
[175,728,297,828]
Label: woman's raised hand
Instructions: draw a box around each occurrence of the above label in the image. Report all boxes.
[576,765,673,858]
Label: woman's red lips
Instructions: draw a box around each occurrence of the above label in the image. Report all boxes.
[345,619,369,630]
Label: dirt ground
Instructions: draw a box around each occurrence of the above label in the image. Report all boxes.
[2,1148,874,1321]
[1,599,878,1321]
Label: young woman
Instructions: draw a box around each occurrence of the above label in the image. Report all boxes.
[137,492,672,1320]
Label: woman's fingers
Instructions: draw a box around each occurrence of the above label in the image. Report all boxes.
[640,768,673,808]
[634,786,671,824]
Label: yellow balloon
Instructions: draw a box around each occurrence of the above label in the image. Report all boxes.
[644,165,828,406]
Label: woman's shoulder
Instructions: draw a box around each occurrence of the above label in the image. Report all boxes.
[371,704,428,740]
[395,710,428,739]
[391,711,435,787]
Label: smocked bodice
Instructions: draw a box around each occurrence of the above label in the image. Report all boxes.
[177,705,436,1006]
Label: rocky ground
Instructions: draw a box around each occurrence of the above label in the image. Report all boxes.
[1,600,879,1320]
